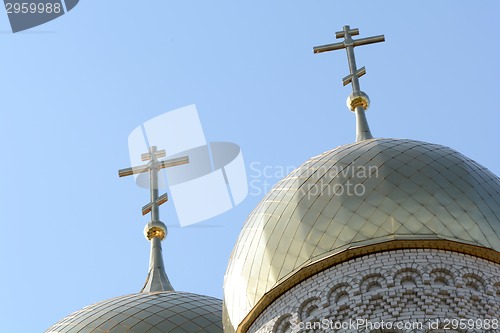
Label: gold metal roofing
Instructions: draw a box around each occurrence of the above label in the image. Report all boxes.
[45,291,223,333]
[223,138,500,332]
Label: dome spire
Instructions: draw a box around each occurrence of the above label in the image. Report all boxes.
[119,146,189,292]
[314,25,385,142]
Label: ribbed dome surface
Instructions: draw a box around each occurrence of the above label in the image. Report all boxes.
[45,291,223,333]
[223,138,500,332]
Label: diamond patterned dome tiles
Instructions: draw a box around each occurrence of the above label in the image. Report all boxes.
[45,291,223,333]
[223,138,500,332]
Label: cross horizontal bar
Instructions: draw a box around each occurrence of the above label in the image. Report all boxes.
[159,156,189,170]
[335,28,359,39]
[313,35,385,54]
[343,67,366,86]
[118,164,150,177]
[141,149,166,162]
[142,193,169,216]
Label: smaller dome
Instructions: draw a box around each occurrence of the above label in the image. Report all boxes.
[45,291,223,333]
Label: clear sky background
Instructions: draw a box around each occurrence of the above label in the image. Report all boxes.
[0,1,499,332]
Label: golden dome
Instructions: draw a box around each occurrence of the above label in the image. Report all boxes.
[45,291,223,333]
[223,138,500,332]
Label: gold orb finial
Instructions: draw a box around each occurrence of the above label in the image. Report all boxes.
[144,221,167,241]
[346,91,370,112]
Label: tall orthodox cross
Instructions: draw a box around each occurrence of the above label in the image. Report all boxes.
[314,25,385,142]
[119,146,189,292]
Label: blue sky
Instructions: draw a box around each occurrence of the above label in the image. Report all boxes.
[0,1,499,332]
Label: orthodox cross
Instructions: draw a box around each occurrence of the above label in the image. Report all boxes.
[118,145,189,292]
[313,25,385,142]
[119,146,189,219]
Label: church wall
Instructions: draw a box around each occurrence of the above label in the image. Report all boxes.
[248,249,500,333]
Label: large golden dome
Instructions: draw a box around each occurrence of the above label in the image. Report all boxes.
[223,138,500,332]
